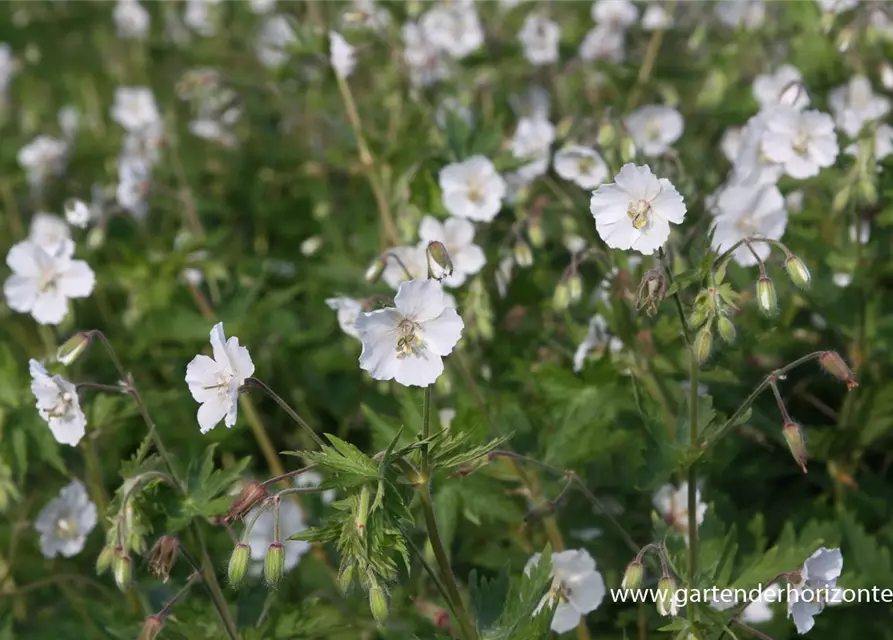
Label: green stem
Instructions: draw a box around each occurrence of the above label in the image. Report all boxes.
[242,377,326,449]
[687,350,699,608]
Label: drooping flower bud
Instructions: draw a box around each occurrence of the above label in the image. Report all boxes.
[694,326,713,365]
[527,214,545,247]
[784,255,811,290]
[656,575,678,616]
[717,316,736,344]
[114,549,132,591]
[338,562,356,594]
[783,420,808,474]
[819,351,858,390]
[426,241,454,281]
[96,543,115,575]
[369,584,390,623]
[513,239,533,267]
[567,273,583,303]
[621,560,644,590]
[228,542,251,587]
[57,332,91,365]
[756,277,778,316]
[552,281,570,310]
[227,481,267,521]
[64,198,91,228]
[264,542,286,588]
[148,535,179,583]
[364,257,386,283]
[832,186,851,214]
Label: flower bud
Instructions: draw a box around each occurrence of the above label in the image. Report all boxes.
[818,351,858,390]
[264,542,286,588]
[138,616,164,640]
[620,136,637,163]
[355,485,371,535]
[717,315,736,344]
[552,281,570,310]
[369,584,390,623]
[567,273,582,303]
[858,177,878,206]
[783,420,808,474]
[96,544,115,575]
[597,121,616,148]
[513,239,533,267]
[227,480,267,521]
[832,186,851,214]
[784,255,811,290]
[426,241,453,281]
[338,562,356,594]
[114,550,132,591]
[881,61,893,91]
[527,217,545,247]
[756,277,778,316]
[694,326,713,365]
[688,306,709,330]
[656,575,678,617]
[621,560,644,590]
[364,257,386,283]
[64,198,91,228]
[148,535,179,583]
[57,332,91,365]
[86,226,106,249]
[228,542,251,587]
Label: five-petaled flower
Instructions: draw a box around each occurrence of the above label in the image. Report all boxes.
[525,549,606,634]
[34,480,97,559]
[29,359,87,446]
[787,547,843,634]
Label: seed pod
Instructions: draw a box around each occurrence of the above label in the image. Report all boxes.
[568,273,582,303]
[114,550,132,591]
[717,316,736,344]
[783,420,808,474]
[552,281,570,310]
[227,481,267,521]
[694,326,713,365]
[369,584,390,623]
[96,544,115,575]
[57,332,91,365]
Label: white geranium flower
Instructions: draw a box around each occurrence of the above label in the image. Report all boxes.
[341,0,391,31]
[189,119,237,148]
[829,75,891,138]
[17,135,68,191]
[185,322,255,433]
[439,156,507,222]
[111,87,161,133]
[714,0,765,29]
[256,14,297,68]
[721,127,743,163]
[625,105,684,157]
[728,111,785,186]
[64,199,91,229]
[589,163,686,255]
[786,190,805,213]
[29,360,86,446]
[753,65,809,111]
[591,0,638,28]
[525,549,606,634]
[249,0,276,13]
[114,0,150,39]
[815,0,858,14]
[402,22,450,88]
[845,123,893,165]
[34,480,97,559]
[760,108,838,179]
[553,146,609,190]
[382,245,429,289]
[849,220,870,245]
[439,407,456,430]
[246,496,310,577]
[355,279,463,387]
[329,31,356,78]
[4,240,95,325]
[418,216,486,287]
[420,1,483,59]
[116,155,152,217]
[653,482,706,542]
[642,4,673,30]
[788,547,843,634]
[184,0,221,36]
[579,25,625,63]
[29,212,71,254]
[511,116,556,181]
[710,183,787,266]
[573,314,622,373]
[326,296,364,339]
[518,14,560,65]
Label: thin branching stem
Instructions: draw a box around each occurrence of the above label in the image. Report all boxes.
[241,377,326,449]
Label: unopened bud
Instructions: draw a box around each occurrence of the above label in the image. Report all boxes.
[688,306,709,329]
[818,351,858,390]
[784,255,811,290]
[717,315,736,344]
[86,226,106,249]
[355,485,371,535]
[369,584,390,623]
[620,136,637,163]
[227,480,267,521]
[364,257,386,283]
[527,217,545,247]
[832,186,851,214]
[513,239,533,267]
[783,420,808,474]
[228,542,251,587]
[836,26,854,53]
[57,332,91,365]
[264,542,286,588]
[621,560,644,590]
[568,273,583,303]
[656,575,678,616]
[881,62,893,91]
[338,563,356,594]
[552,281,570,310]
[114,550,132,591]
[138,616,164,640]
[426,240,453,281]
[450,453,491,478]
[148,535,179,583]
[694,326,713,365]
[756,277,778,316]
[597,122,616,148]
[858,177,878,206]
[96,544,115,575]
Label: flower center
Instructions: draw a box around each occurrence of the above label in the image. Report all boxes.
[549,577,573,605]
[37,269,59,294]
[55,517,78,539]
[577,156,595,175]
[792,129,810,155]
[466,179,485,204]
[645,119,662,142]
[395,319,425,359]
[627,198,652,230]
[735,215,758,235]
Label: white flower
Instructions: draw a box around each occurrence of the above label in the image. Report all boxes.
[829,75,891,138]
[402,22,450,87]
[786,190,805,213]
[525,549,605,634]
[355,279,463,387]
[845,123,893,165]
[760,108,838,179]
[439,407,456,430]
[721,127,743,163]
[382,245,429,289]
[787,547,843,634]
[642,4,673,30]
[421,2,484,59]
[189,119,237,148]
[625,105,684,157]
[832,272,852,288]
[553,146,609,189]
[29,212,71,254]
[518,14,560,65]
[29,360,86,446]
[34,480,97,559]
[753,65,810,110]
[418,216,486,287]
[111,87,161,134]
[249,0,276,13]
[714,0,765,29]
[64,199,92,229]
[329,31,356,78]
[511,116,556,181]
[573,314,622,373]
[341,0,391,31]
[589,163,686,255]
[849,220,870,245]
[256,14,297,68]
[247,497,310,577]
[184,0,221,36]
[185,322,255,433]
[579,25,625,63]
[114,0,150,39]
[4,240,95,325]
[710,183,787,266]
[17,135,67,190]
[116,155,152,217]
[326,296,364,339]
[591,0,638,27]
[815,0,858,14]
[711,584,780,624]
[58,105,80,140]
[653,482,706,542]
[728,110,785,187]
[439,156,507,222]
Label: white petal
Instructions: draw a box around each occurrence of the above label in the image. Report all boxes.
[443,216,475,247]
[804,547,843,583]
[209,322,229,367]
[567,570,605,615]
[420,308,464,356]
[631,217,670,255]
[197,399,228,433]
[6,241,41,276]
[4,274,38,312]
[31,291,68,325]
[57,260,95,298]
[590,184,632,225]
[550,603,582,634]
[653,180,686,223]
[418,215,445,243]
[393,351,444,387]
[455,244,486,276]
[614,164,660,200]
[394,279,446,322]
